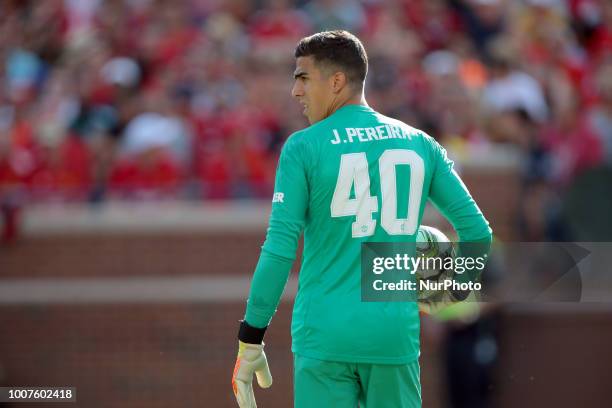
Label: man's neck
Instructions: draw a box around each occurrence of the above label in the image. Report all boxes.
[324,92,368,119]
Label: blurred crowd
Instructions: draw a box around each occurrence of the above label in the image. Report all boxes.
[0,0,611,235]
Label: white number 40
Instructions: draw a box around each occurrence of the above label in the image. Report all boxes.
[330,149,424,237]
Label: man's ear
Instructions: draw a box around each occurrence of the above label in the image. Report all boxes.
[330,71,348,94]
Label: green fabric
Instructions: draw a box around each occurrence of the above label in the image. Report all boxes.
[243,249,294,329]
[294,354,421,408]
[244,104,492,363]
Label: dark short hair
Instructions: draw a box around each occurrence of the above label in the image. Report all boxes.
[295,30,368,88]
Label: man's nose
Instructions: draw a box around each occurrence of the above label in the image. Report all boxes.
[291,82,303,98]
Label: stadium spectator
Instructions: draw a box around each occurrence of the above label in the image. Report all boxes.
[0,0,608,210]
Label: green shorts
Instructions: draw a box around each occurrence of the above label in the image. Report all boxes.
[293,354,421,408]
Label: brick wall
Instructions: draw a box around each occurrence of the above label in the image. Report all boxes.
[2,170,609,408]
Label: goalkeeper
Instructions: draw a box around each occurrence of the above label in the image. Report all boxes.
[232,30,492,408]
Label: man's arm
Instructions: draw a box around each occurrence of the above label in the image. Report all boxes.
[428,139,492,244]
[232,135,309,407]
[427,139,493,299]
[241,135,309,336]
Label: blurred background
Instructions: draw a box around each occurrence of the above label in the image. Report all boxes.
[0,0,611,407]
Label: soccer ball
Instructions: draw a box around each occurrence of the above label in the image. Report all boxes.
[415,225,456,314]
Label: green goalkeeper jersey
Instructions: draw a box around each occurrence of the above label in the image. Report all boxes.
[245,104,492,364]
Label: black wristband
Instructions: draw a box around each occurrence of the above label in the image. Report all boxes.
[238,320,267,344]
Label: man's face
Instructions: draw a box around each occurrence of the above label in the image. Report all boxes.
[291,56,334,124]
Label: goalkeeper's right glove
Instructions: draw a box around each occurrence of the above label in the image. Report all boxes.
[232,321,272,408]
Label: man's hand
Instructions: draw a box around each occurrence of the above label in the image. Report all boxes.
[232,341,273,408]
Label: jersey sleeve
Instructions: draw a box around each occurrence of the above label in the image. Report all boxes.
[427,139,493,243]
[427,138,492,292]
[244,134,310,328]
[261,134,310,258]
